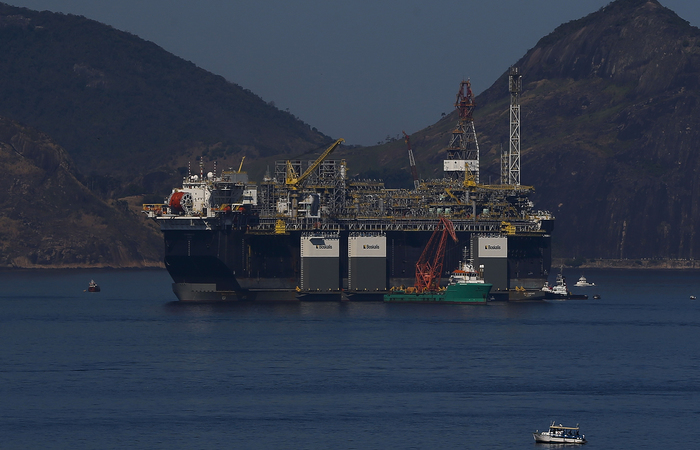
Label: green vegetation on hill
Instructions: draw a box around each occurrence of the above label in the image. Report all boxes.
[0,117,162,268]
[0,3,332,196]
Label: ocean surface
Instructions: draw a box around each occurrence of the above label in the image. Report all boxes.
[1,268,698,449]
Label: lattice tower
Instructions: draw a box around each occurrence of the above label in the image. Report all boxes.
[500,143,508,185]
[507,67,522,185]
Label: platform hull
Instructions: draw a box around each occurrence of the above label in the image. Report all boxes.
[171,283,300,302]
[544,292,588,300]
[162,226,549,302]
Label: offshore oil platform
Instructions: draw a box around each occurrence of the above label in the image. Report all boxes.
[144,68,553,301]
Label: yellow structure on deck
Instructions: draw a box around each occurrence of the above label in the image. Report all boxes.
[286,139,344,189]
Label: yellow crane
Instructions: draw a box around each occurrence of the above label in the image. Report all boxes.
[444,187,462,204]
[286,138,344,189]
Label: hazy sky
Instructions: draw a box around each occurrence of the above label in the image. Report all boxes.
[5,0,700,145]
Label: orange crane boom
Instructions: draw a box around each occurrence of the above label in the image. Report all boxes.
[415,216,458,292]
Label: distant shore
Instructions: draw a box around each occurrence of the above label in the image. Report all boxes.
[553,258,700,270]
[3,259,699,271]
[1,261,165,270]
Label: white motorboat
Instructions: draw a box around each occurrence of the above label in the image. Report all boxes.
[574,275,595,287]
[533,422,587,444]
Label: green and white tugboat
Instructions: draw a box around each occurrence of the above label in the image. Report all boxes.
[384,260,492,304]
[384,217,492,304]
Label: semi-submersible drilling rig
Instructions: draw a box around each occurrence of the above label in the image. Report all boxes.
[144,68,553,301]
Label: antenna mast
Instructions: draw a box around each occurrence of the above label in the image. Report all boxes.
[403,131,420,190]
[506,67,522,185]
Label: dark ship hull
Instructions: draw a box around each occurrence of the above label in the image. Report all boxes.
[160,218,551,302]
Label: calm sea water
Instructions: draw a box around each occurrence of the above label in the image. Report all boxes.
[1,268,698,449]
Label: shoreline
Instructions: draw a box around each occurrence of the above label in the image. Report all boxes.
[0,262,165,270]
[553,258,700,270]
[2,259,699,271]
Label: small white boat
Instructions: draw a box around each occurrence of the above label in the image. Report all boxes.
[87,280,100,292]
[542,277,567,297]
[533,422,587,444]
[574,275,595,287]
[542,271,587,299]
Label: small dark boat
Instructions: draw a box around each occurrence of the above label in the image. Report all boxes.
[88,280,100,292]
[593,294,601,299]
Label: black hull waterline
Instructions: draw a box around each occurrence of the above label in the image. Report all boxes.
[162,227,551,302]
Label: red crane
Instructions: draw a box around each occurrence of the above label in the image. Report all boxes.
[415,217,458,292]
[455,79,476,122]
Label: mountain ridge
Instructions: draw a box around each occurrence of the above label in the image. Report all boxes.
[511,0,700,259]
[0,2,332,191]
[2,0,700,264]
[346,0,700,260]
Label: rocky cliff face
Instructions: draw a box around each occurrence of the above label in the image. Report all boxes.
[0,117,163,268]
[510,0,700,259]
[361,0,700,260]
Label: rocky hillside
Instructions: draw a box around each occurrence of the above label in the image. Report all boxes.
[340,0,700,260]
[0,3,332,195]
[2,0,700,263]
[487,0,700,260]
[0,117,162,268]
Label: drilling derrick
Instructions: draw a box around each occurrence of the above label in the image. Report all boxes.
[445,79,480,183]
